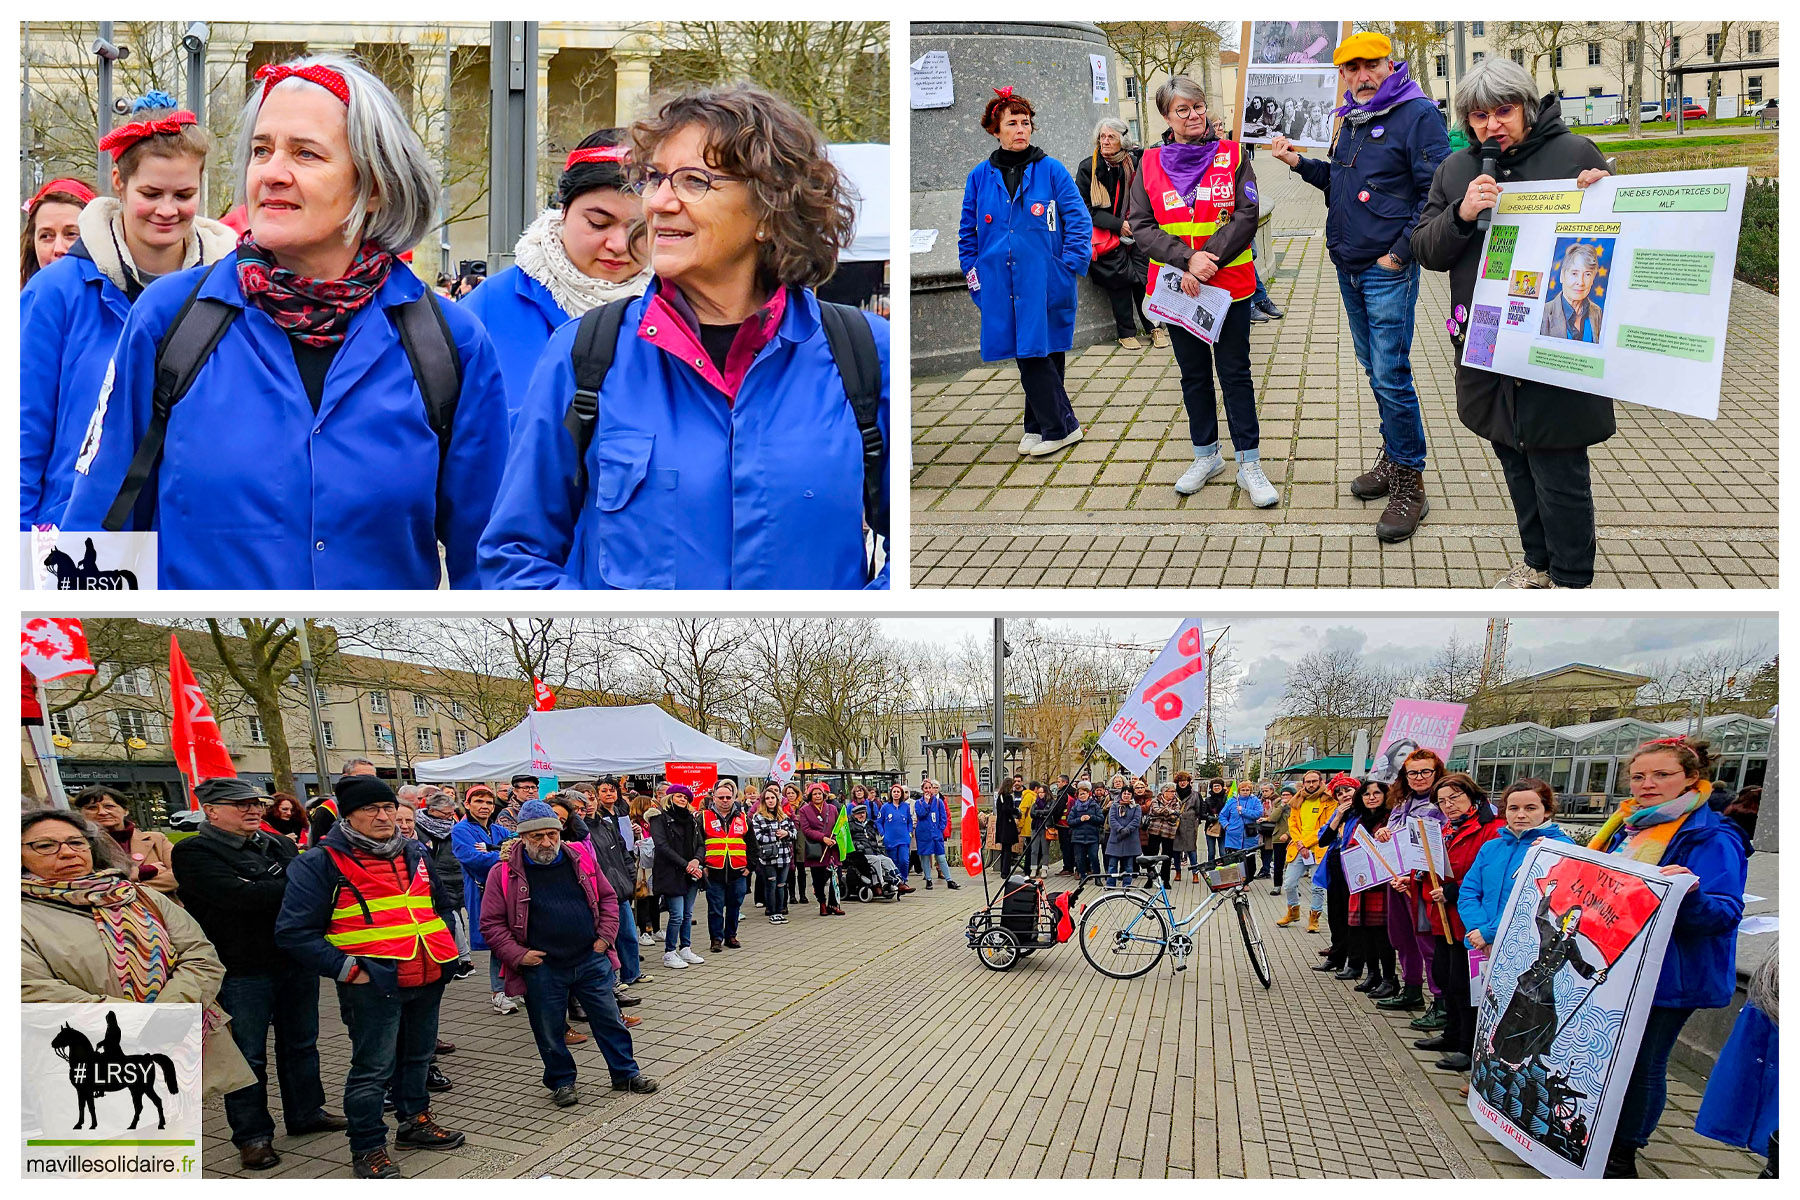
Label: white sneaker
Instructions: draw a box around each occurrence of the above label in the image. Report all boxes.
[634,973,655,984]
[639,930,657,945]
[490,991,518,1015]
[1018,433,1043,455]
[614,983,630,995]
[1028,427,1084,456]
[1494,562,1557,589]
[1175,452,1226,495]
[1237,460,1279,508]
[662,951,689,970]
[678,947,706,965]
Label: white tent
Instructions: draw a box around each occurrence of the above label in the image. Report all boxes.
[412,704,769,782]
[828,143,890,263]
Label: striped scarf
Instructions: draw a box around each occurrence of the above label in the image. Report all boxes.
[22,871,172,1000]
[1587,782,1710,864]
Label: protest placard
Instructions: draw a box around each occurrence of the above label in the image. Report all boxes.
[1237,67,1337,146]
[1341,840,1396,893]
[1367,698,1467,784]
[1142,262,1233,344]
[1461,168,1748,420]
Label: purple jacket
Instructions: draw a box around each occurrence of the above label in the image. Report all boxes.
[794,801,840,867]
[479,840,619,997]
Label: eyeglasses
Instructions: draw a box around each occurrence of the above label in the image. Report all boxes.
[361,802,399,815]
[211,799,269,811]
[625,165,743,202]
[1630,769,1687,785]
[1467,104,1520,126]
[1168,105,1207,121]
[25,837,89,856]
[1404,767,1437,777]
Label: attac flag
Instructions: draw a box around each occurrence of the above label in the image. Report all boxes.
[1537,855,1662,968]
[769,729,797,785]
[532,677,556,711]
[1099,618,1207,777]
[22,617,97,681]
[169,634,236,808]
[528,713,560,795]
[959,730,983,875]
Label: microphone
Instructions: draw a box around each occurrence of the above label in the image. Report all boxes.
[1476,138,1502,231]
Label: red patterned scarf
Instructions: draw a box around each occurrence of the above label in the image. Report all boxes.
[236,231,396,347]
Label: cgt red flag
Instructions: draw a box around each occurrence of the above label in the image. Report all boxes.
[959,731,983,875]
[22,617,96,681]
[1537,855,1661,967]
[169,634,236,808]
[533,677,556,712]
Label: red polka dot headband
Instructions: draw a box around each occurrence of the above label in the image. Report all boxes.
[97,112,198,158]
[565,145,631,171]
[254,63,351,106]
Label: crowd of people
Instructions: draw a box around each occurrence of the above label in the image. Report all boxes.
[956,28,1637,585]
[21,53,889,591]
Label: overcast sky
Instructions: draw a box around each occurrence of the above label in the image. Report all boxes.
[877,615,1776,744]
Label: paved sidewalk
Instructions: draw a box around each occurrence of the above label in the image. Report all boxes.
[910,169,1778,589]
[202,876,1761,1179]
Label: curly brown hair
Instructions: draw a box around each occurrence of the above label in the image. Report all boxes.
[631,84,854,292]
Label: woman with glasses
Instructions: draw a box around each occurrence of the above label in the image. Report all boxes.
[1417,773,1500,1073]
[70,784,180,896]
[1369,749,1448,1020]
[1412,57,1613,589]
[462,129,650,416]
[481,84,889,591]
[1124,77,1277,509]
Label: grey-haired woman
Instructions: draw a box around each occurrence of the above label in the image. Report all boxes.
[1411,57,1612,590]
[1074,117,1163,350]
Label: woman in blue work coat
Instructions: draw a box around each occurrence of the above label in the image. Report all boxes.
[63,57,508,589]
[957,87,1091,459]
[478,84,890,590]
[461,130,652,417]
[20,94,237,530]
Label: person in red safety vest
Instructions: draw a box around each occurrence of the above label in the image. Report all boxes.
[1124,76,1278,512]
[701,778,751,952]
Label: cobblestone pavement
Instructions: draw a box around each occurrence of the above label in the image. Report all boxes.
[203,875,1760,1179]
[909,169,1778,589]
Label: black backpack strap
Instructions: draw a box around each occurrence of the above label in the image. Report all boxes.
[817,301,887,578]
[103,262,236,532]
[389,291,463,467]
[563,297,632,494]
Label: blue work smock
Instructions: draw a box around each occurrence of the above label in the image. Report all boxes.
[957,153,1091,362]
[477,279,890,590]
[19,252,130,529]
[62,252,510,589]
[460,264,573,419]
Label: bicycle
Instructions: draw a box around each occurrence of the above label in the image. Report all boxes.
[1077,850,1272,986]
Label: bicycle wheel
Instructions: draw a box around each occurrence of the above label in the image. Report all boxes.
[976,927,1020,971]
[1235,894,1272,989]
[1079,892,1169,979]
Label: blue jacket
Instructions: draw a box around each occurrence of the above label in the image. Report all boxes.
[1457,823,1574,948]
[1294,96,1448,274]
[1103,801,1142,858]
[1066,797,1103,844]
[19,253,130,529]
[957,151,1091,362]
[62,253,509,589]
[477,281,890,590]
[460,265,575,419]
[1218,791,1265,852]
[450,816,512,951]
[1603,802,1748,1008]
[272,827,457,998]
[912,797,948,855]
[877,800,914,849]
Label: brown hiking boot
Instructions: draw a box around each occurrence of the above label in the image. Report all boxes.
[1276,905,1301,927]
[1375,465,1429,542]
[1306,910,1321,933]
[1350,451,1394,500]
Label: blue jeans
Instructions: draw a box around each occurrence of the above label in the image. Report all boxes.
[217,965,328,1147]
[920,852,952,881]
[1613,1005,1697,1152]
[489,952,505,994]
[1283,854,1325,912]
[1072,841,1101,880]
[885,844,912,882]
[1105,854,1137,887]
[764,862,791,914]
[1250,245,1272,308]
[1205,832,1222,861]
[663,886,697,951]
[705,872,747,942]
[520,952,640,1090]
[1336,260,1426,471]
[614,898,641,984]
[336,979,444,1154]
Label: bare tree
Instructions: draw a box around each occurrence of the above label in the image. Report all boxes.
[1100,22,1231,133]
[1706,22,1734,118]
[202,619,305,795]
[1491,21,1576,96]
[1363,22,1450,101]
[643,22,888,142]
[608,618,754,739]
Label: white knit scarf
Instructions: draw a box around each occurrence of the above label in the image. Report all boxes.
[513,207,650,317]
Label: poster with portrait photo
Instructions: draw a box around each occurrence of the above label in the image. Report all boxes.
[1248,21,1341,66]
[1239,68,1338,146]
[1366,697,1466,784]
[1538,236,1616,345]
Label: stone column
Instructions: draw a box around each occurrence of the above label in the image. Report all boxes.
[535,44,558,209]
[613,51,657,124]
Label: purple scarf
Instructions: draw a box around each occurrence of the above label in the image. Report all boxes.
[1335,60,1428,119]
[1154,139,1220,208]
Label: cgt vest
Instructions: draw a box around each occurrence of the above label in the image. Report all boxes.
[1141,142,1256,301]
[323,847,459,963]
[703,809,749,870]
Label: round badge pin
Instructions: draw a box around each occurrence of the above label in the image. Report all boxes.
[1454,303,1468,321]
[1358,190,1370,203]
[984,214,992,223]
[1446,318,1460,336]
[1372,125,1385,138]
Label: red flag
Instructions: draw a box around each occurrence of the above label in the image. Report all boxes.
[533,677,556,711]
[959,731,983,875]
[1537,855,1661,967]
[22,617,96,681]
[169,634,236,808]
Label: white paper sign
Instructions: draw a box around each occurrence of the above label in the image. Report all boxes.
[1342,841,1396,893]
[1420,816,1453,878]
[1143,261,1233,344]
[909,229,939,254]
[1467,945,1488,1004]
[1740,915,1779,935]
[910,51,954,110]
[1351,823,1403,883]
[1461,167,1747,421]
[1090,53,1111,103]
[1098,618,1206,777]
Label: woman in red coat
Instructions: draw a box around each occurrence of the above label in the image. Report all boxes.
[1420,772,1502,1072]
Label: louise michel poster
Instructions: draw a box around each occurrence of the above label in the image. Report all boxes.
[1468,840,1694,1177]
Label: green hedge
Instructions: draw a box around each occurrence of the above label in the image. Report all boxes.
[1738,177,1779,293]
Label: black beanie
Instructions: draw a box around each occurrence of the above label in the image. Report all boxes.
[336,774,398,817]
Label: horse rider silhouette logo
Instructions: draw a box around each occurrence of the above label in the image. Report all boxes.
[41,537,139,590]
[50,1010,178,1130]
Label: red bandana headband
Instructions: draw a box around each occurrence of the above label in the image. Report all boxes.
[254,63,351,106]
[24,177,98,211]
[565,145,631,171]
[97,112,198,159]
[993,86,1015,99]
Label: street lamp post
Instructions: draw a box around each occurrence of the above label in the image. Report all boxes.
[991,618,1006,791]
[292,618,330,800]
